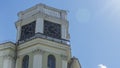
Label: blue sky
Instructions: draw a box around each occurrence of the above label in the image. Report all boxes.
[0,0,120,68]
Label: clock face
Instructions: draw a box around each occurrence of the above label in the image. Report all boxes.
[44,21,61,39]
[20,21,36,40]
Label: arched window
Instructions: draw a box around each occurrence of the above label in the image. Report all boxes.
[48,55,56,68]
[22,55,29,68]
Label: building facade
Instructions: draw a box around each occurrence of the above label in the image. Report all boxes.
[0,3,81,68]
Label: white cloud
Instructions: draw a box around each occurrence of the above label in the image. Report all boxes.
[98,64,107,68]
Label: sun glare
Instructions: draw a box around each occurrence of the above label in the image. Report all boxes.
[95,0,120,18]
[108,0,120,14]
[97,0,120,18]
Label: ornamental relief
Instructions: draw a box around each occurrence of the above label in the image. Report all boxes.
[61,55,68,60]
[32,49,45,54]
[3,54,14,60]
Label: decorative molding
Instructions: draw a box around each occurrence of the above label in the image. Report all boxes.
[32,49,45,54]
[3,54,14,60]
[61,55,68,60]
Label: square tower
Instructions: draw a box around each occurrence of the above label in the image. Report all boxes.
[0,3,81,68]
[15,3,72,68]
[16,3,70,45]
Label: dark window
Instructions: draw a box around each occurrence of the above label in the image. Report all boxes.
[20,21,36,41]
[44,20,61,39]
[48,55,56,68]
[22,55,29,68]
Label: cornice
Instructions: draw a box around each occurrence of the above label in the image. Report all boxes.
[0,42,15,50]
[18,38,70,51]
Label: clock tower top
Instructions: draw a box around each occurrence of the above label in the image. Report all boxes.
[0,3,81,68]
[15,3,70,45]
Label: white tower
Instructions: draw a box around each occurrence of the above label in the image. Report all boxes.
[0,3,81,68]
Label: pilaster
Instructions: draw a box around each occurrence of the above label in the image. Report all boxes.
[17,25,21,41]
[3,55,14,68]
[61,55,68,68]
[32,49,45,68]
[35,18,44,34]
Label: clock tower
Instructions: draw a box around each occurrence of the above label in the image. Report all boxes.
[0,3,81,68]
